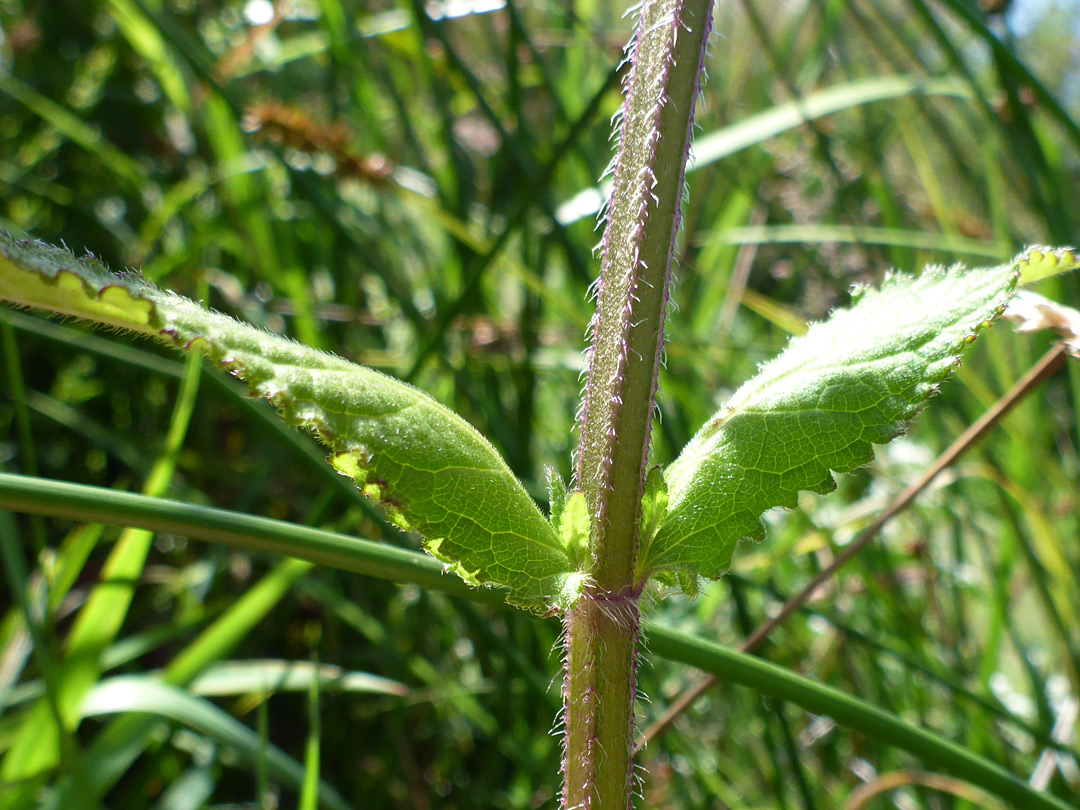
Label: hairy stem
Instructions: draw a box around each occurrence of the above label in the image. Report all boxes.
[565,1,713,808]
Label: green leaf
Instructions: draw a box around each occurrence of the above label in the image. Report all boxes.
[0,230,577,610]
[638,466,668,552]
[545,465,568,528]
[1014,244,1080,286]
[554,492,591,570]
[640,255,1032,583]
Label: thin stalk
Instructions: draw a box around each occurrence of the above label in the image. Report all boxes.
[1,321,42,553]
[567,2,713,808]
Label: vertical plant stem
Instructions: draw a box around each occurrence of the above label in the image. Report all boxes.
[1,320,46,554]
[566,2,713,808]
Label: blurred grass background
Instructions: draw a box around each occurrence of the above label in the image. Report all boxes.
[0,0,1079,808]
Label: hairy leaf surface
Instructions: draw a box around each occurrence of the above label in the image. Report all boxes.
[0,231,576,609]
[640,254,1046,583]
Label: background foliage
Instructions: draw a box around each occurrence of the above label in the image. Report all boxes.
[1,0,1079,808]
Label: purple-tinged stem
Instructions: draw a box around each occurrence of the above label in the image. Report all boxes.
[565,1,714,808]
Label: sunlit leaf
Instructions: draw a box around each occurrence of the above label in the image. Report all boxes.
[0,231,578,610]
[639,252,1057,583]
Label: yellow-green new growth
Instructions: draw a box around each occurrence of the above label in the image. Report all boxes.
[1015,245,1080,286]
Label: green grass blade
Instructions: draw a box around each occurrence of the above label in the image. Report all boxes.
[187,660,407,698]
[63,558,314,805]
[151,765,216,810]
[0,473,486,604]
[0,352,202,804]
[701,223,1010,259]
[300,655,321,810]
[0,514,89,805]
[2,477,1073,808]
[0,75,146,191]
[556,75,972,225]
[646,624,1077,810]
[935,0,1080,153]
[80,676,349,810]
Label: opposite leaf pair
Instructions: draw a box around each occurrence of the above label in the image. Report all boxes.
[1,230,1076,611]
